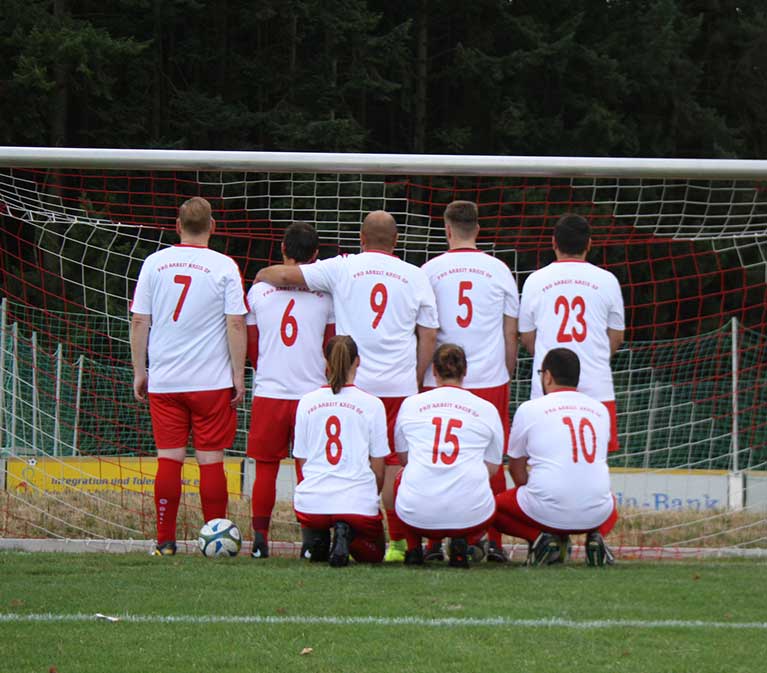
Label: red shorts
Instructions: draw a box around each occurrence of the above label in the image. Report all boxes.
[495,487,618,537]
[468,384,510,452]
[247,396,299,461]
[149,389,236,450]
[602,400,620,453]
[381,396,406,466]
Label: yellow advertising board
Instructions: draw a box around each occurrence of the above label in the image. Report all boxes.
[5,456,243,495]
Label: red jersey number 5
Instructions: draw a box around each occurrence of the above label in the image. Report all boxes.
[555,295,587,343]
[456,281,473,328]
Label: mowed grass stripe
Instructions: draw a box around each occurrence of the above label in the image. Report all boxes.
[3,613,766,630]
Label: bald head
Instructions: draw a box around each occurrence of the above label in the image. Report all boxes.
[361,210,398,252]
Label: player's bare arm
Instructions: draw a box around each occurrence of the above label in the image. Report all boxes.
[226,314,247,406]
[255,264,308,287]
[509,456,529,486]
[129,313,151,402]
[370,456,386,493]
[415,324,438,389]
[608,328,624,356]
[519,329,535,356]
[504,315,519,378]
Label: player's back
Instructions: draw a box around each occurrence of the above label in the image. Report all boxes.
[132,244,245,392]
[422,250,518,388]
[293,385,388,515]
[246,282,332,399]
[301,251,438,397]
[394,386,503,528]
[520,261,624,400]
[511,390,612,528]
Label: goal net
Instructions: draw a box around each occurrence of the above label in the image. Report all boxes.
[1,149,765,558]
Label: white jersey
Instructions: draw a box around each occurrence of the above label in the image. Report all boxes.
[519,261,624,401]
[394,386,504,530]
[301,252,439,397]
[510,389,613,530]
[131,244,247,393]
[293,385,390,516]
[422,249,519,388]
[246,282,334,399]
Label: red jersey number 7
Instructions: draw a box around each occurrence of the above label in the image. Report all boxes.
[172,275,192,322]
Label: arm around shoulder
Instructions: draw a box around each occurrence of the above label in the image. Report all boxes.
[255,264,307,287]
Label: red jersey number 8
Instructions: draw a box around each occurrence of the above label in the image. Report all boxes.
[325,415,343,465]
[555,295,587,343]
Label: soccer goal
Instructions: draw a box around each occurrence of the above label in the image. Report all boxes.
[1,148,765,559]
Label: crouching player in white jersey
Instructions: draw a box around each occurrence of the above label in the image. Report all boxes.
[245,222,334,558]
[421,200,519,562]
[130,197,248,556]
[494,348,618,566]
[256,211,439,561]
[519,213,625,453]
[293,336,390,566]
[393,344,504,568]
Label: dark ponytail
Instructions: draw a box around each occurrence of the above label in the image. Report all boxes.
[324,335,359,394]
[432,343,467,382]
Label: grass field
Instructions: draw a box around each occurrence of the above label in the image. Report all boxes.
[1,552,765,673]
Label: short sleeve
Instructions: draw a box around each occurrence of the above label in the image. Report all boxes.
[301,255,346,294]
[291,398,309,459]
[484,407,505,465]
[245,285,258,326]
[606,274,625,330]
[508,403,531,459]
[415,275,439,329]
[369,398,391,458]
[130,261,153,315]
[502,267,520,318]
[224,259,248,315]
[517,274,538,333]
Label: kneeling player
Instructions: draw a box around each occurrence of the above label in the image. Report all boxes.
[293,336,389,566]
[494,348,618,566]
[393,344,504,567]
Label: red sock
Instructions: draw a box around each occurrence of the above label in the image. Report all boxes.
[385,508,407,541]
[487,469,507,546]
[199,462,228,522]
[251,460,280,538]
[154,458,183,544]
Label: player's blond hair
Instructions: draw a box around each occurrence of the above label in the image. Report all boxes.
[324,335,359,394]
[178,197,212,235]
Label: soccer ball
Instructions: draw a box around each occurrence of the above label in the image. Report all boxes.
[198,518,242,558]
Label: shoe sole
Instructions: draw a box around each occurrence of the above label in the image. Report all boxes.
[448,539,470,568]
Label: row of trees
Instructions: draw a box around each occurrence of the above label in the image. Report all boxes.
[3,0,767,157]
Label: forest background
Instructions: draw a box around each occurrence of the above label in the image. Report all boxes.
[2,0,767,158]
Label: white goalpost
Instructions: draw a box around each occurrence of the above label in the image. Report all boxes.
[0,147,766,558]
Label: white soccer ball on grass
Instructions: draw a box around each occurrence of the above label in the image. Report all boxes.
[198,518,242,558]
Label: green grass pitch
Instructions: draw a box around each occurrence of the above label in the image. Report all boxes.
[1,552,765,673]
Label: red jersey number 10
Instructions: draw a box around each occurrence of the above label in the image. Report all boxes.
[561,416,597,463]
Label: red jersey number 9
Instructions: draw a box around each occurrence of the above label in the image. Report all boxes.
[370,283,388,329]
[555,295,587,343]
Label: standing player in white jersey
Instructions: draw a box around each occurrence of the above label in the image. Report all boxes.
[494,348,618,566]
[130,197,248,556]
[293,335,390,566]
[394,344,504,567]
[519,213,625,453]
[256,210,439,561]
[245,222,334,559]
[421,200,519,561]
